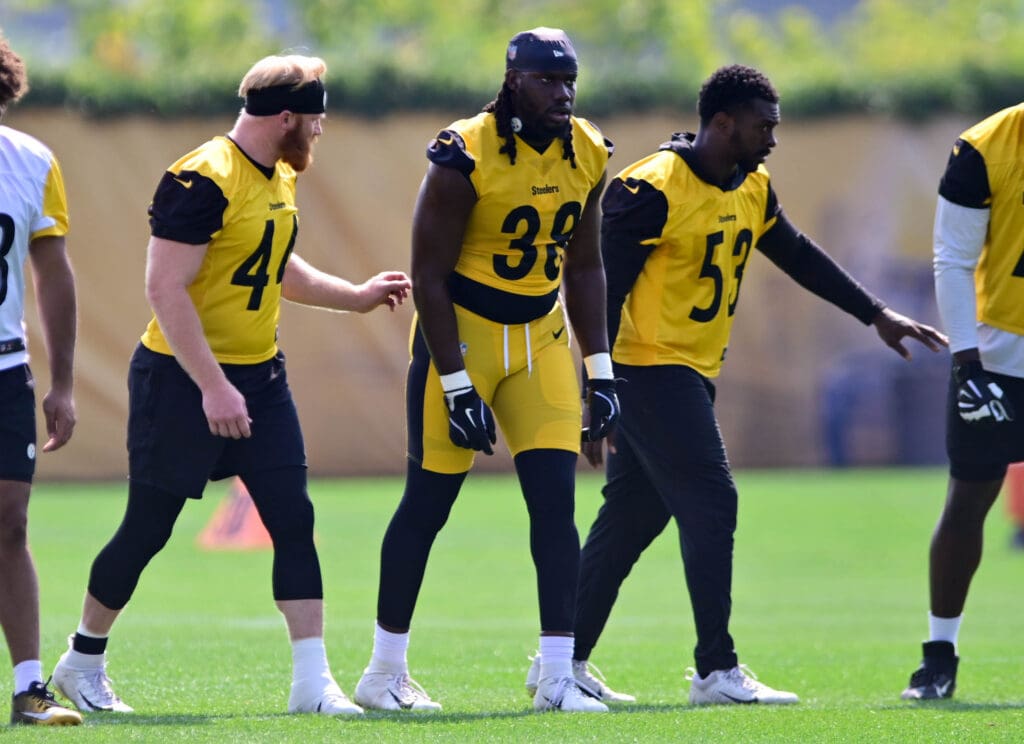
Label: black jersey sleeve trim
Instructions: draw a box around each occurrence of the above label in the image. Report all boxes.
[148,170,228,245]
[600,177,667,347]
[757,209,884,325]
[426,129,475,180]
[937,139,991,208]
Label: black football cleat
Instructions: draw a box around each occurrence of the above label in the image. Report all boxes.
[901,640,958,700]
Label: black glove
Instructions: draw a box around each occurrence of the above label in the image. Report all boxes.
[954,360,1016,425]
[444,384,496,454]
[582,378,620,442]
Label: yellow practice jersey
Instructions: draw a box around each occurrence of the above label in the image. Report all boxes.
[603,133,778,378]
[428,112,612,323]
[939,104,1024,335]
[141,136,298,364]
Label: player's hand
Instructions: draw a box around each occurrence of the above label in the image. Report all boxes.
[202,380,252,439]
[444,384,496,455]
[954,360,1016,425]
[361,271,412,312]
[582,378,620,443]
[582,428,617,469]
[872,307,948,360]
[40,387,76,452]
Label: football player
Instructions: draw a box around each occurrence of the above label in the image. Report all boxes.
[51,54,410,717]
[0,33,82,726]
[528,64,946,706]
[901,103,1024,701]
[354,28,617,713]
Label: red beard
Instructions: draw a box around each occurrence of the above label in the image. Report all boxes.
[281,125,315,171]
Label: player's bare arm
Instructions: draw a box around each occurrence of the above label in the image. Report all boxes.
[29,234,77,451]
[281,254,411,313]
[410,162,476,375]
[562,174,609,359]
[145,235,251,439]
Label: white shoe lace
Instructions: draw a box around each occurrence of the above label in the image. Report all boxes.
[389,674,433,707]
[573,660,606,690]
[542,676,577,708]
[83,667,121,704]
[729,664,769,693]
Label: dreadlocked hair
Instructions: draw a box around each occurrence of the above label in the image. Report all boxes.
[483,82,577,168]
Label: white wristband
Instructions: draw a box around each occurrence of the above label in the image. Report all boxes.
[439,369,473,392]
[583,352,613,380]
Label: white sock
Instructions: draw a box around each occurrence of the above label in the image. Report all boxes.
[928,612,962,651]
[367,624,409,674]
[291,637,336,691]
[63,648,105,669]
[13,660,42,695]
[538,635,573,681]
[76,622,106,639]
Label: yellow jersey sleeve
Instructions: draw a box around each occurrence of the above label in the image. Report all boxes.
[32,156,69,240]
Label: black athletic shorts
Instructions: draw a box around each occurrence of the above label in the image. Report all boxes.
[947,368,1024,481]
[0,364,36,483]
[126,343,306,498]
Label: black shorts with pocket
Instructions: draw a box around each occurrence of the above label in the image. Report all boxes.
[126,343,306,498]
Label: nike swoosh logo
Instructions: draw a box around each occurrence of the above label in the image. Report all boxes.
[553,327,565,340]
[622,180,641,195]
[935,680,952,697]
[80,691,113,711]
[16,710,51,720]
[719,691,756,704]
[540,694,561,708]
[174,177,193,189]
[388,689,413,710]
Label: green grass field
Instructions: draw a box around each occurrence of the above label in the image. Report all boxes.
[12,468,1024,742]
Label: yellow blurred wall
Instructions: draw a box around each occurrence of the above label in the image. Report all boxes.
[7,108,974,480]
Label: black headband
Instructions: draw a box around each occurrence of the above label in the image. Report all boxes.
[244,79,326,116]
[506,28,578,74]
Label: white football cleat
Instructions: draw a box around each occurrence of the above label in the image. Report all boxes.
[288,681,363,715]
[353,670,442,711]
[525,653,635,703]
[572,659,636,703]
[52,646,133,713]
[686,665,799,705]
[533,675,609,713]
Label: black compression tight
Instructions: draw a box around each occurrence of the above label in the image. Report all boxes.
[515,449,580,632]
[376,463,466,629]
[88,469,321,610]
[242,467,322,601]
[88,480,187,610]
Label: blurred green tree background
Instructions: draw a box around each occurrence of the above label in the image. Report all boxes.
[3,0,1023,117]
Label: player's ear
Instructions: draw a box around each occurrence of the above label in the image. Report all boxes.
[710,110,733,134]
[505,69,521,93]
